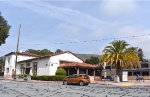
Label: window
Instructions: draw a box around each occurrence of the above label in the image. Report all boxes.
[32,62,37,75]
[128,72,132,76]
[70,74,77,78]
[78,75,83,77]
[141,63,149,68]
[26,63,30,68]
[20,64,25,74]
[6,68,9,73]
[105,66,111,69]
[25,63,31,74]
[142,71,149,76]
[7,57,10,64]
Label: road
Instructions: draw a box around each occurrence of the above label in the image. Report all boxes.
[0,80,150,97]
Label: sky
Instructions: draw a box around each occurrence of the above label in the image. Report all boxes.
[1,0,150,59]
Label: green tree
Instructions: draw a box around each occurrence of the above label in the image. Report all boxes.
[85,56,99,64]
[137,48,144,61]
[25,49,53,56]
[0,57,4,75]
[55,49,63,54]
[0,13,10,45]
[0,58,4,72]
[128,47,144,62]
[100,40,139,81]
[40,49,53,55]
[55,68,66,76]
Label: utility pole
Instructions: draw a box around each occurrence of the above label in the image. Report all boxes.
[14,24,21,79]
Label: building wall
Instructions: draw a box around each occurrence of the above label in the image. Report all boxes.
[49,52,83,75]
[16,58,50,75]
[16,62,26,75]
[4,54,35,78]
[4,54,14,78]
[36,58,50,75]
[101,62,150,81]
[16,52,83,76]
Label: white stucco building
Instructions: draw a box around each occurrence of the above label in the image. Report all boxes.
[4,52,39,78]
[16,51,83,76]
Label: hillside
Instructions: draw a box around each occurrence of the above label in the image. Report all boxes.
[74,53,100,62]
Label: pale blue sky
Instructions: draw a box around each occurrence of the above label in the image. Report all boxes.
[1,0,150,59]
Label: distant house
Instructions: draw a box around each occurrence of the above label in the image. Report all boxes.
[59,62,100,76]
[101,61,150,80]
[127,61,150,80]
[4,52,39,78]
[58,62,101,81]
[16,51,83,76]
[3,51,101,81]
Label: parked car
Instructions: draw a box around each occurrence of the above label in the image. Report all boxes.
[63,74,90,86]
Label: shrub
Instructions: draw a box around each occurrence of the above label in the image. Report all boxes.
[0,72,4,76]
[31,75,67,81]
[55,68,66,76]
[17,74,29,78]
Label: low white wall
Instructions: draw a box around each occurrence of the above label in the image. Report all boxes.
[89,76,95,82]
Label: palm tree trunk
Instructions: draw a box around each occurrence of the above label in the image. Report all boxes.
[116,64,122,82]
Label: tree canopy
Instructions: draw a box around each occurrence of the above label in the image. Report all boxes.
[100,40,139,78]
[55,49,63,54]
[25,49,54,56]
[0,57,4,72]
[128,47,144,62]
[137,48,144,61]
[25,49,64,56]
[0,13,10,46]
[85,56,99,64]
[55,68,66,76]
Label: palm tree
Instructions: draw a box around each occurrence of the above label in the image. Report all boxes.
[100,40,139,81]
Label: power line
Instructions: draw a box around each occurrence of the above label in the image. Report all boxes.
[17,33,150,46]
[1,33,150,55]
[54,33,150,45]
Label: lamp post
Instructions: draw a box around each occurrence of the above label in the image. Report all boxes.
[14,24,21,79]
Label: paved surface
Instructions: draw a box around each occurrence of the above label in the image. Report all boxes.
[94,80,150,87]
[0,80,150,97]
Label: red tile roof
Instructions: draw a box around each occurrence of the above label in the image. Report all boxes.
[42,51,71,57]
[17,51,80,63]
[17,52,40,57]
[59,62,98,68]
[59,60,80,63]
[5,52,40,57]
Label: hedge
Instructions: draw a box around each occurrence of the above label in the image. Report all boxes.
[31,75,67,81]
[55,68,66,76]
[17,74,29,78]
[0,72,4,76]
